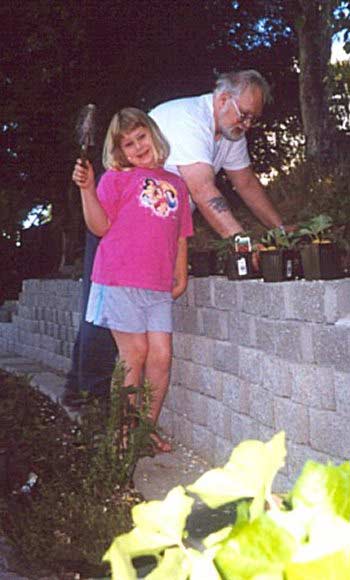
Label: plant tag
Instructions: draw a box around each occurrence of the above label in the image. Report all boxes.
[235,236,251,254]
[286,259,293,278]
[237,257,248,276]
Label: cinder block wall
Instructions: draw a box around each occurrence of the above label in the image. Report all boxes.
[1,277,350,488]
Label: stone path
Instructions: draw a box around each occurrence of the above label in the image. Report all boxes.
[0,350,211,579]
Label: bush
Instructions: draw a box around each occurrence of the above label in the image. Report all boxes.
[0,364,153,577]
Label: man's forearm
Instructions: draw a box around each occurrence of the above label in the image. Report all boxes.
[194,192,243,238]
[227,168,283,229]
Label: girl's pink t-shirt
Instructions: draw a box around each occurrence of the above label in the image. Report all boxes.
[91,166,193,292]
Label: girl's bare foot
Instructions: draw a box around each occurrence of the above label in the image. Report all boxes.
[150,431,172,453]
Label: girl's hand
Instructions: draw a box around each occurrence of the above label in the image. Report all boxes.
[172,278,187,300]
[72,159,95,192]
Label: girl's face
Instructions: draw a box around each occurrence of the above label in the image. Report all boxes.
[120,126,157,169]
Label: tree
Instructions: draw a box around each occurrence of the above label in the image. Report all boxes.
[295,0,350,163]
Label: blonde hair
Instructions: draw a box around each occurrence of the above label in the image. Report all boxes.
[102,107,170,170]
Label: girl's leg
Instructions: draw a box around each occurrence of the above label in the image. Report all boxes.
[144,331,173,452]
[110,330,148,388]
[110,330,148,429]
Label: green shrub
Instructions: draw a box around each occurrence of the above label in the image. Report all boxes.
[0,364,153,577]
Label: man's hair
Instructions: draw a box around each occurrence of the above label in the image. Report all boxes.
[214,70,272,105]
[102,107,170,170]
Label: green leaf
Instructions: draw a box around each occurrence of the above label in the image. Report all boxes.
[145,547,189,580]
[103,538,137,580]
[215,513,295,579]
[187,432,286,516]
[186,547,222,579]
[132,486,194,544]
[291,460,350,519]
[284,509,350,578]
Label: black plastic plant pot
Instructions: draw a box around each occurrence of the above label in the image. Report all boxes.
[226,252,254,280]
[260,250,284,282]
[283,249,303,280]
[300,242,342,280]
[190,250,217,277]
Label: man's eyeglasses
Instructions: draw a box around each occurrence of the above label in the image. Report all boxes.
[230,96,260,128]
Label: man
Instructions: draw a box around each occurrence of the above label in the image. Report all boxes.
[150,69,284,237]
[62,69,286,407]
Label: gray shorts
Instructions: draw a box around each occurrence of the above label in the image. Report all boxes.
[86,283,173,333]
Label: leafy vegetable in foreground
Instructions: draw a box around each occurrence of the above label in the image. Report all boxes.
[104,432,350,579]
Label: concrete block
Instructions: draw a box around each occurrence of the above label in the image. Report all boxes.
[262,283,289,319]
[284,281,326,323]
[194,277,214,307]
[201,308,229,340]
[273,472,294,493]
[213,340,239,374]
[190,364,223,400]
[214,436,234,466]
[222,373,250,414]
[207,399,231,439]
[172,412,193,448]
[29,371,65,403]
[274,397,309,444]
[274,321,303,362]
[334,371,350,415]
[249,385,274,427]
[287,441,338,482]
[192,423,215,464]
[258,424,276,442]
[291,364,335,410]
[164,381,177,411]
[158,406,174,437]
[72,312,82,330]
[213,277,238,311]
[230,412,260,445]
[325,280,350,323]
[185,390,209,427]
[238,346,263,384]
[309,408,350,458]
[233,312,257,347]
[299,324,315,363]
[312,325,350,371]
[239,280,269,316]
[173,305,203,335]
[255,318,277,355]
[172,332,193,360]
[262,356,293,398]
[190,335,214,366]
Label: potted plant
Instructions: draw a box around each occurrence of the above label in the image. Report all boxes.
[188,224,220,277]
[213,234,256,280]
[297,214,342,280]
[259,227,302,283]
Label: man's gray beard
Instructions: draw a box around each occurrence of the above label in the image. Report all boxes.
[220,126,244,141]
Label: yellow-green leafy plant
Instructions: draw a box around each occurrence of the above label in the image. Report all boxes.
[104,431,350,579]
[296,214,334,244]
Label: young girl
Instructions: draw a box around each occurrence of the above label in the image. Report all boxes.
[72,108,193,452]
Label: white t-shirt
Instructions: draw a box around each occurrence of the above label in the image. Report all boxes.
[149,93,251,177]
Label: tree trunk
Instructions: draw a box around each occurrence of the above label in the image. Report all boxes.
[295,0,336,163]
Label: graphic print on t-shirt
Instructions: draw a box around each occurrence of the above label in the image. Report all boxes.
[139,177,179,218]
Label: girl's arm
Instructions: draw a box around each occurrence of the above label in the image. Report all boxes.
[72,159,110,237]
[172,237,188,300]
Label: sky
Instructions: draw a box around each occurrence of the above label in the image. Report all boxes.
[331,31,350,62]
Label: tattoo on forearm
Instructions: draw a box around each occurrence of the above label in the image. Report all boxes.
[208,196,230,213]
